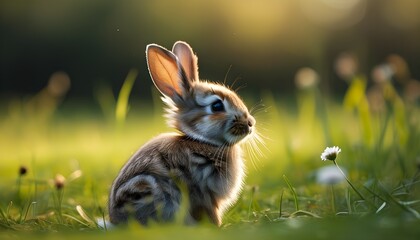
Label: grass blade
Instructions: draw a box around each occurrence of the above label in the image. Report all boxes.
[289,210,321,218]
[76,205,96,227]
[20,201,36,222]
[279,188,284,218]
[346,188,352,214]
[115,69,138,128]
[377,181,420,219]
[375,202,387,213]
[283,175,299,211]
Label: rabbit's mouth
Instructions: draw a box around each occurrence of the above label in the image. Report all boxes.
[224,114,255,144]
[225,119,254,145]
[229,122,252,136]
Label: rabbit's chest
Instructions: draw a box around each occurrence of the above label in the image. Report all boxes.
[188,152,243,198]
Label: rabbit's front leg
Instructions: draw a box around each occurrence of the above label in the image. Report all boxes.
[185,183,222,226]
[187,202,221,226]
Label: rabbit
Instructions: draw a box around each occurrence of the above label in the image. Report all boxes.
[108,41,256,226]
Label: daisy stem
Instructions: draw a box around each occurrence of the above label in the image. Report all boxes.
[330,184,336,214]
[332,160,365,201]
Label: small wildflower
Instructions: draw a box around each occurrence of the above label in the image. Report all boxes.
[47,71,71,97]
[372,64,394,84]
[316,165,346,185]
[335,52,358,81]
[295,67,319,89]
[19,166,28,176]
[54,174,66,190]
[387,54,410,83]
[320,146,341,161]
[320,146,367,202]
[97,218,114,230]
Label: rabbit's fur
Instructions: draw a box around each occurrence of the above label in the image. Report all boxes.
[108,41,255,226]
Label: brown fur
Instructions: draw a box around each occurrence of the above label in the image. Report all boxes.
[108,41,255,226]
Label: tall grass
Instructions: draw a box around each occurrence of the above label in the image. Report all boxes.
[0,68,419,239]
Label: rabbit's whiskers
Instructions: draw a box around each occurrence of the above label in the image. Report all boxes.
[109,41,261,227]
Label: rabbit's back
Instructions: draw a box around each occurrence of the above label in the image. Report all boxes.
[108,133,244,225]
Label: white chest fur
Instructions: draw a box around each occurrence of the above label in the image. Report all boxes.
[188,145,245,211]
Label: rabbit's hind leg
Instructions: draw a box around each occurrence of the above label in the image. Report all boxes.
[110,175,181,225]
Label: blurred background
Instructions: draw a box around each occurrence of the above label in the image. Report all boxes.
[1,0,419,105]
[1,1,420,232]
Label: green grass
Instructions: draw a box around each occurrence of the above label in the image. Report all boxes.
[0,81,420,239]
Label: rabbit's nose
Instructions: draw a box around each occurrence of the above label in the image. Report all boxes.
[247,116,256,128]
[247,120,253,127]
[245,116,255,134]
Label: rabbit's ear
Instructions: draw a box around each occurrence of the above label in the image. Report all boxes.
[172,41,199,82]
[146,44,189,98]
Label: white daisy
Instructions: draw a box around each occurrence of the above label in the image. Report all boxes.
[320,146,341,161]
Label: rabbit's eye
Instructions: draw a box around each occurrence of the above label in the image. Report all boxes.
[211,99,225,112]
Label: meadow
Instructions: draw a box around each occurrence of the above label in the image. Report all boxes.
[0,71,419,240]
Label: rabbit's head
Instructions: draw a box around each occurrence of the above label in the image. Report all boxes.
[146,41,255,147]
